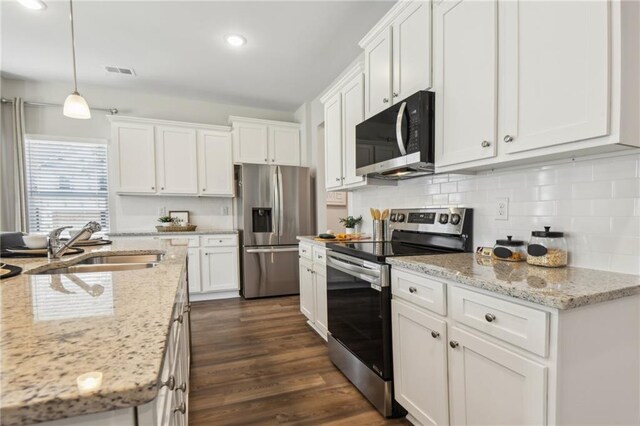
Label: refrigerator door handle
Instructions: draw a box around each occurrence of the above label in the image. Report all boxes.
[272,166,279,238]
[246,247,299,253]
[277,166,284,237]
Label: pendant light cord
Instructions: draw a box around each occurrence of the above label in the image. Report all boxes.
[69,0,78,93]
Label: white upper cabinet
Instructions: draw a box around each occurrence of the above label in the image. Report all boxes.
[324,92,343,190]
[233,121,269,165]
[269,125,301,166]
[155,126,198,195]
[361,1,432,118]
[434,0,498,167]
[197,130,234,197]
[230,117,301,166]
[392,1,432,102]
[499,0,610,154]
[341,73,366,187]
[111,122,156,194]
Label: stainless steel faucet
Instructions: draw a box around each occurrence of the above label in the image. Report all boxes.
[48,221,102,260]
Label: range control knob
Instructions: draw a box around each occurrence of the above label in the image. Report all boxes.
[390,213,397,222]
[439,213,449,224]
[450,213,461,225]
[397,213,406,222]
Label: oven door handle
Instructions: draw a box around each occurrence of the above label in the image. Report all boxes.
[395,101,407,156]
[327,256,382,288]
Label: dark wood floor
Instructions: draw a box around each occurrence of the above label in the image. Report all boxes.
[188,296,410,425]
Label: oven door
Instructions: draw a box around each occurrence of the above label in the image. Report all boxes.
[326,251,392,380]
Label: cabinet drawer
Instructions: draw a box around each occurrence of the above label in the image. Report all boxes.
[391,268,446,316]
[312,246,326,265]
[299,243,312,260]
[200,234,237,247]
[450,286,549,357]
[156,236,199,247]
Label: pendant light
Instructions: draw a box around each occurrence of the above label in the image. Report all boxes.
[63,0,90,119]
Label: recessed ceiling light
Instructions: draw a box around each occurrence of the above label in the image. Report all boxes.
[17,0,47,10]
[225,34,247,47]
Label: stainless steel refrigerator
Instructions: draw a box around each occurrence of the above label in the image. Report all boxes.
[236,164,314,298]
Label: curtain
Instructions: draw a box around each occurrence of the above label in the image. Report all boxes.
[0,97,27,232]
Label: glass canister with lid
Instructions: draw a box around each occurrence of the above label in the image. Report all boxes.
[492,236,527,262]
[527,226,568,267]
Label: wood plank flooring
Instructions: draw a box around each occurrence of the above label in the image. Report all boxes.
[188,296,410,425]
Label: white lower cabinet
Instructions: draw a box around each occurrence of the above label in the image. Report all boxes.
[298,243,328,340]
[200,247,239,293]
[392,266,640,426]
[392,299,449,426]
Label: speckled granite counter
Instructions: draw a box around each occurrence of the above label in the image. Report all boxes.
[297,235,332,247]
[387,253,640,310]
[108,228,237,237]
[0,238,188,425]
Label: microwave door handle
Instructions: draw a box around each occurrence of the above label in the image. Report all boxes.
[395,101,407,156]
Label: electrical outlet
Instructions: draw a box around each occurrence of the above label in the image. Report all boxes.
[495,197,509,220]
[158,207,166,217]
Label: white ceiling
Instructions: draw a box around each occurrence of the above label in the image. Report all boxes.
[1,0,395,111]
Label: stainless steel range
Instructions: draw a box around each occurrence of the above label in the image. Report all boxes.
[325,207,473,418]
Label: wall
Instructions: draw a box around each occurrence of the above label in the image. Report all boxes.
[1,77,296,232]
[349,152,640,275]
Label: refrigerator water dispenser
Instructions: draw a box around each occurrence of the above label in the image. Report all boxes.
[252,208,273,233]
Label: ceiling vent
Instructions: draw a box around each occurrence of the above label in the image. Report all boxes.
[105,66,136,76]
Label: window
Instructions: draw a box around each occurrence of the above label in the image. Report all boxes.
[24,137,110,233]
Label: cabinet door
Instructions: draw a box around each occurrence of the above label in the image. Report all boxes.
[111,122,156,193]
[197,130,234,197]
[448,327,547,425]
[269,126,300,166]
[364,27,393,118]
[392,300,449,426]
[233,123,269,165]
[187,248,201,294]
[434,0,498,167]
[299,260,315,322]
[392,0,432,101]
[324,93,344,190]
[500,1,610,154]
[313,263,328,338]
[156,126,198,195]
[341,72,366,187]
[201,247,239,292]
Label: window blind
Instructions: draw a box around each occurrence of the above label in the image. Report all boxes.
[24,138,110,233]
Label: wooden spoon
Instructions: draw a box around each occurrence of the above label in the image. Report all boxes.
[370,208,376,219]
[381,209,389,220]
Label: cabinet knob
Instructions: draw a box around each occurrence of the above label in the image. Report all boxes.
[151,186,155,190]
[161,187,165,190]
[383,98,389,103]
[409,286,417,294]
[174,314,184,323]
[335,177,340,182]
[219,240,223,243]
[183,304,191,314]
[485,313,496,323]
[449,340,459,349]
[272,158,275,162]
[392,92,399,98]
[176,382,187,392]
[265,158,268,163]
[173,402,186,414]
[203,188,206,191]
[504,135,514,143]
[161,375,175,390]
[481,140,491,148]
[431,331,440,339]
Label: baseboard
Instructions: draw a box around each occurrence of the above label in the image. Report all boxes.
[190,291,240,301]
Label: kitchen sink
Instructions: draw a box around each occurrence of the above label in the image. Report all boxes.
[26,253,164,275]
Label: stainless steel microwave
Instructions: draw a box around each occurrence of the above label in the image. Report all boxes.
[355,91,435,180]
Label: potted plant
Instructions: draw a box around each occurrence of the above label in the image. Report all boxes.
[339,215,362,235]
[158,216,174,227]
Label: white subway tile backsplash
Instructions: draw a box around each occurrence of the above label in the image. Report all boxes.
[349,153,640,274]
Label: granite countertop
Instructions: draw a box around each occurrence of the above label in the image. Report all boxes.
[387,253,640,310]
[297,235,332,246]
[108,228,238,237]
[0,238,188,426]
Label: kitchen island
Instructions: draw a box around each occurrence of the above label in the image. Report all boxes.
[0,238,190,426]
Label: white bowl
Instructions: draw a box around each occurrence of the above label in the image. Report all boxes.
[22,234,47,249]
[69,229,91,240]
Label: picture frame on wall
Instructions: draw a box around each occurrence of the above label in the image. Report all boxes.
[326,192,347,206]
[169,210,190,224]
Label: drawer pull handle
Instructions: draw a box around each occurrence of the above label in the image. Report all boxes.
[174,402,186,414]
[219,240,223,243]
[409,286,417,294]
[176,382,187,392]
[183,304,191,314]
[161,375,175,390]
[431,331,440,339]
[485,313,496,323]
[449,340,459,349]
[174,314,184,324]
